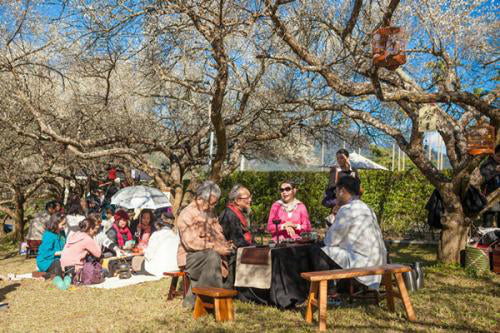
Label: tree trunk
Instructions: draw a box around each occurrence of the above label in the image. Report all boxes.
[172,186,184,215]
[14,188,26,242]
[438,189,469,264]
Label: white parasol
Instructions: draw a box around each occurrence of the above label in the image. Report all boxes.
[111,186,171,210]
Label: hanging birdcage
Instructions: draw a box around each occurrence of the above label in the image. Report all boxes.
[466,121,496,155]
[372,27,406,70]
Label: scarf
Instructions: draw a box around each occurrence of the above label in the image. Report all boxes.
[112,223,132,248]
[277,198,301,213]
[227,203,252,245]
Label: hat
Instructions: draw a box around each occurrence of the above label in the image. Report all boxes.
[114,209,129,222]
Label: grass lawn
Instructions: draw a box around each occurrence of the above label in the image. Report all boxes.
[0,238,498,333]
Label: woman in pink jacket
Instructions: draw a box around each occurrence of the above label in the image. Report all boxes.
[61,216,101,272]
[267,180,312,241]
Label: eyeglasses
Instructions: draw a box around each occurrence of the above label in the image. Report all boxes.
[279,187,293,193]
[238,196,252,201]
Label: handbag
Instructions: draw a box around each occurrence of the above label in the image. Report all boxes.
[73,256,105,285]
[463,186,487,216]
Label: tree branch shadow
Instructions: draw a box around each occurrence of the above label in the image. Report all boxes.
[0,282,20,302]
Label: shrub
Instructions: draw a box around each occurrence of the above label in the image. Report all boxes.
[219,170,435,238]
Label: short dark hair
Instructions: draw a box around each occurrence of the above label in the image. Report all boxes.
[45,200,57,212]
[336,149,350,157]
[79,216,97,233]
[279,180,296,189]
[336,176,360,196]
[66,198,85,215]
[46,212,66,233]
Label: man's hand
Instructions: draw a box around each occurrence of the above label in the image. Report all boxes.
[114,247,125,256]
[214,243,232,256]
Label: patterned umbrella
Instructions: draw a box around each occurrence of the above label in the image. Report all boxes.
[110,186,171,209]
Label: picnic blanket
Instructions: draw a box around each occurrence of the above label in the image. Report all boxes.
[89,274,162,289]
[2,273,36,281]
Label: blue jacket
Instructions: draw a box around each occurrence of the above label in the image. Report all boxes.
[36,230,66,272]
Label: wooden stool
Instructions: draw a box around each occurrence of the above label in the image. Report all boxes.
[192,287,238,321]
[302,264,416,331]
[163,271,189,300]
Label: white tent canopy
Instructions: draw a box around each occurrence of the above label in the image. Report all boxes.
[348,152,388,170]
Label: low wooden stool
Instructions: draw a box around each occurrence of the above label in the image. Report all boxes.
[163,271,190,300]
[192,287,238,321]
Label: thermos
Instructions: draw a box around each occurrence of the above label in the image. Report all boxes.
[402,262,424,292]
[414,262,424,289]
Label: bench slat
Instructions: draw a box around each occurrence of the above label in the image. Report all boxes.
[301,264,411,281]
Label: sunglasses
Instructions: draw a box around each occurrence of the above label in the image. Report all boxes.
[279,187,293,193]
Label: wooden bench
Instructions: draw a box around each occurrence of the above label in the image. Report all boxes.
[301,264,416,331]
[163,271,190,300]
[192,287,238,322]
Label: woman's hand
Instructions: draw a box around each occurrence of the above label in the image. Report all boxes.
[285,226,296,237]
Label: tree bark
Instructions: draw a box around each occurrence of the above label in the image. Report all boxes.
[438,189,469,264]
[14,188,26,242]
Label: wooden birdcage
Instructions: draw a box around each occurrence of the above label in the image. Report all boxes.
[466,121,496,155]
[372,27,406,70]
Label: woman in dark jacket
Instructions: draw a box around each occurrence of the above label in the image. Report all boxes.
[323,149,360,209]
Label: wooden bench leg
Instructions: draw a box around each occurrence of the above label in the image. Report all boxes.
[182,275,190,298]
[306,281,318,324]
[394,273,416,321]
[193,295,208,319]
[318,280,328,332]
[167,276,179,300]
[383,272,395,312]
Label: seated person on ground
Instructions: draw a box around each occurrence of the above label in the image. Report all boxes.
[132,210,180,276]
[26,200,58,250]
[65,197,87,238]
[177,180,235,308]
[61,216,102,275]
[219,184,254,248]
[54,201,63,214]
[322,176,387,290]
[93,211,119,255]
[101,205,115,225]
[36,213,67,277]
[130,209,155,250]
[267,180,312,241]
[105,209,133,255]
